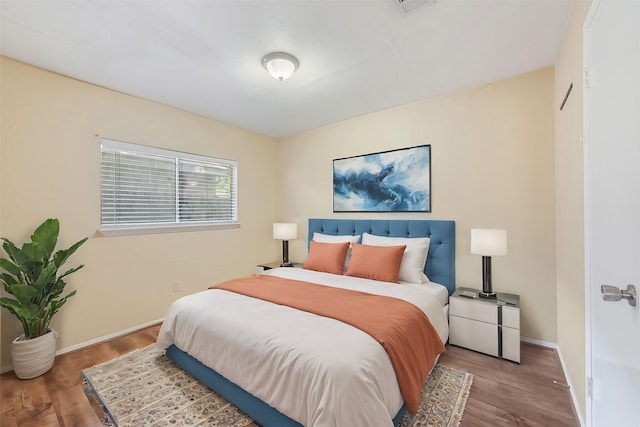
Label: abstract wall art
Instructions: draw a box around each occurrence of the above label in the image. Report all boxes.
[333,145,431,212]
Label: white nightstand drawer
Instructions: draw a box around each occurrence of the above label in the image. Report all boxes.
[449,288,520,363]
[450,297,497,324]
[501,326,521,363]
[502,306,520,329]
[449,315,499,357]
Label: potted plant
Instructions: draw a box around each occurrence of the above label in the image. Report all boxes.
[0,218,87,379]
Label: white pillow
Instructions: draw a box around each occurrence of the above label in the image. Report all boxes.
[361,233,430,283]
[312,233,361,272]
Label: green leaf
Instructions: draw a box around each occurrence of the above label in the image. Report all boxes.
[52,237,88,269]
[59,265,84,280]
[29,262,57,294]
[1,272,18,288]
[17,304,39,320]
[45,290,76,324]
[0,297,21,314]
[0,298,38,321]
[0,258,21,277]
[8,283,38,304]
[20,243,34,263]
[2,239,32,274]
[31,218,59,263]
[41,278,66,305]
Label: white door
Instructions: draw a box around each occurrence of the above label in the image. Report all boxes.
[585,0,640,426]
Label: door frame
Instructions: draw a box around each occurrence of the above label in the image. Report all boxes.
[582,0,601,425]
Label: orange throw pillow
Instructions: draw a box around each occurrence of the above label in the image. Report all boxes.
[303,241,350,275]
[346,243,407,283]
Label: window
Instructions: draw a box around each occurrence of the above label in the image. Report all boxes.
[100,139,237,234]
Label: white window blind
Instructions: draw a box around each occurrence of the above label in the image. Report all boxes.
[100,139,237,232]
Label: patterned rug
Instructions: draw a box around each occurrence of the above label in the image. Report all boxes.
[82,345,473,427]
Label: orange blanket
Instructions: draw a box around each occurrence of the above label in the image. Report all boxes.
[211,275,445,415]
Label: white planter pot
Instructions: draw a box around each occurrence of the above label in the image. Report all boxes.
[11,329,58,379]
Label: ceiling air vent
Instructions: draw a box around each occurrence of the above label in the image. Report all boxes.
[395,0,437,15]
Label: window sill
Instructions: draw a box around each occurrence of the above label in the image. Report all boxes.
[95,222,241,237]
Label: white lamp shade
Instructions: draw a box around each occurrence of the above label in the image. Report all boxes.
[263,53,298,81]
[471,229,507,256]
[273,223,297,240]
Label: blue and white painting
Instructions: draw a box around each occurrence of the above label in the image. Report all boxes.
[333,145,431,212]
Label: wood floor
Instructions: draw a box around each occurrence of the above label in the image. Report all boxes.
[440,343,579,426]
[0,324,580,427]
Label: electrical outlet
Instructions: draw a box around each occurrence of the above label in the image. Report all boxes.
[173,282,181,292]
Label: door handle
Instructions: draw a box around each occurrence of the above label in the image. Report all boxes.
[601,284,637,307]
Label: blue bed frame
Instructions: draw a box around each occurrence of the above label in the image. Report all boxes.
[165,218,456,427]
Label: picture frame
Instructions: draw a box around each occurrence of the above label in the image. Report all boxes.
[333,144,431,212]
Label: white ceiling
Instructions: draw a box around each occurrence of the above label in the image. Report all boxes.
[1,0,572,138]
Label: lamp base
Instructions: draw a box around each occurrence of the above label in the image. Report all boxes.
[280,261,294,267]
[478,291,497,299]
[480,256,495,299]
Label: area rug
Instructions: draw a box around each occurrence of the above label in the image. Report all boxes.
[82,345,473,427]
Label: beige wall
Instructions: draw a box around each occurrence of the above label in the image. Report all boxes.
[277,68,557,343]
[1,27,589,415]
[0,57,279,366]
[554,0,591,420]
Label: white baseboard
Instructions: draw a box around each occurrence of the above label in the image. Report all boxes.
[521,336,558,348]
[0,318,164,375]
[555,346,586,427]
[521,336,585,427]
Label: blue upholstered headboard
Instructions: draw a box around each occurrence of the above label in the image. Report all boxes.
[308,218,456,295]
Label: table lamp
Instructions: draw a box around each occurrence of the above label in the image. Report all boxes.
[471,228,507,298]
[273,223,297,267]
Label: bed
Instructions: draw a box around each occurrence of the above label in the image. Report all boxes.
[156,218,455,427]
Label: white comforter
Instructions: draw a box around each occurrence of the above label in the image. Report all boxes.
[156,268,448,427]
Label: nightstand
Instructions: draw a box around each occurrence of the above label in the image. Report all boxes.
[256,261,303,274]
[449,287,520,363]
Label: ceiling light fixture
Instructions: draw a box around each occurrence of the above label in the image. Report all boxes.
[262,52,298,81]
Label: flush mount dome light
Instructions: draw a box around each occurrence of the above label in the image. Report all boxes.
[262,52,298,81]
